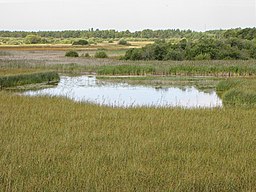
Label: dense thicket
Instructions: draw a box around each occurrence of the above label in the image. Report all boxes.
[124,37,256,61]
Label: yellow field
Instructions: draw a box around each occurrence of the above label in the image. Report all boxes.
[0,41,153,51]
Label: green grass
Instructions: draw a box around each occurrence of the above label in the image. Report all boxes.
[1,58,256,76]
[97,65,156,75]
[0,92,256,191]
[96,62,256,76]
[97,76,222,91]
[0,71,60,88]
[217,78,256,107]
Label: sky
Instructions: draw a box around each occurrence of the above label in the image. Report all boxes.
[0,0,255,31]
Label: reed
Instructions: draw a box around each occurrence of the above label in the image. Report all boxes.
[0,71,60,88]
[217,78,256,106]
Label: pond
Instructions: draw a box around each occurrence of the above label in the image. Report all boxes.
[23,75,222,108]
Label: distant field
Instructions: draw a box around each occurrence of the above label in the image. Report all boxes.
[0,41,153,51]
[1,50,256,76]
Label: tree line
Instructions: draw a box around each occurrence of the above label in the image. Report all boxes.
[0,29,200,39]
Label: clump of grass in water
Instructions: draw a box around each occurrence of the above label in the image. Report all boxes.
[217,78,256,107]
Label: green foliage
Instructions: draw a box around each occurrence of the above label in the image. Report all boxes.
[72,39,89,45]
[97,65,155,75]
[118,39,130,45]
[94,51,108,58]
[125,37,255,61]
[24,35,42,44]
[194,53,211,60]
[124,49,143,60]
[65,50,79,57]
[0,71,59,88]
[80,53,90,58]
[216,79,242,92]
[223,88,256,106]
[164,49,185,61]
[217,79,256,107]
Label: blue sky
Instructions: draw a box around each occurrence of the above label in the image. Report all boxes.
[0,0,255,31]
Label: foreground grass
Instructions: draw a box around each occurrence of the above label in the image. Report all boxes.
[0,92,256,191]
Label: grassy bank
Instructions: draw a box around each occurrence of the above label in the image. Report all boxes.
[217,78,256,106]
[0,71,60,88]
[1,58,256,76]
[0,92,256,191]
[97,75,222,90]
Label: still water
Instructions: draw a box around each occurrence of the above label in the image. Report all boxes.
[23,76,222,108]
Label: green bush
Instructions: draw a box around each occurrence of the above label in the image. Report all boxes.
[94,51,108,58]
[194,53,211,60]
[124,49,142,60]
[80,53,90,58]
[118,39,130,46]
[25,35,42,44]
[72,39,89,46]
[65,51,79,57]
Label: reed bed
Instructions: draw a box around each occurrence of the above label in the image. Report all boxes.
[217,78,256,106]
[1,54,256,76]
[0,71,59,88]
[0,92,256,191]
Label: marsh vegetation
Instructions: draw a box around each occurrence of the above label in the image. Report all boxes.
[1,28,256,191]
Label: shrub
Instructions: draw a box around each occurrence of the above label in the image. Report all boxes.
[164,49,185,61]
[118,39,130,46]
[194,53,211,60]
[94,51,108,58]
[80,53,90,58]
[65,51,79,57]
[25,35,42,44]
[72,39,89,46]
[124,49,142,60]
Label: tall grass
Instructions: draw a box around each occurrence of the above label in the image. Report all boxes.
[0,92,256,191]
[1,58,256,76]
[97,65,156,75]
[217,78,256,106]
[97,63,256,76]
[0,71,59,88]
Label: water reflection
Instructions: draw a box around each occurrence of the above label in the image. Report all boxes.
[23,76,222,108]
